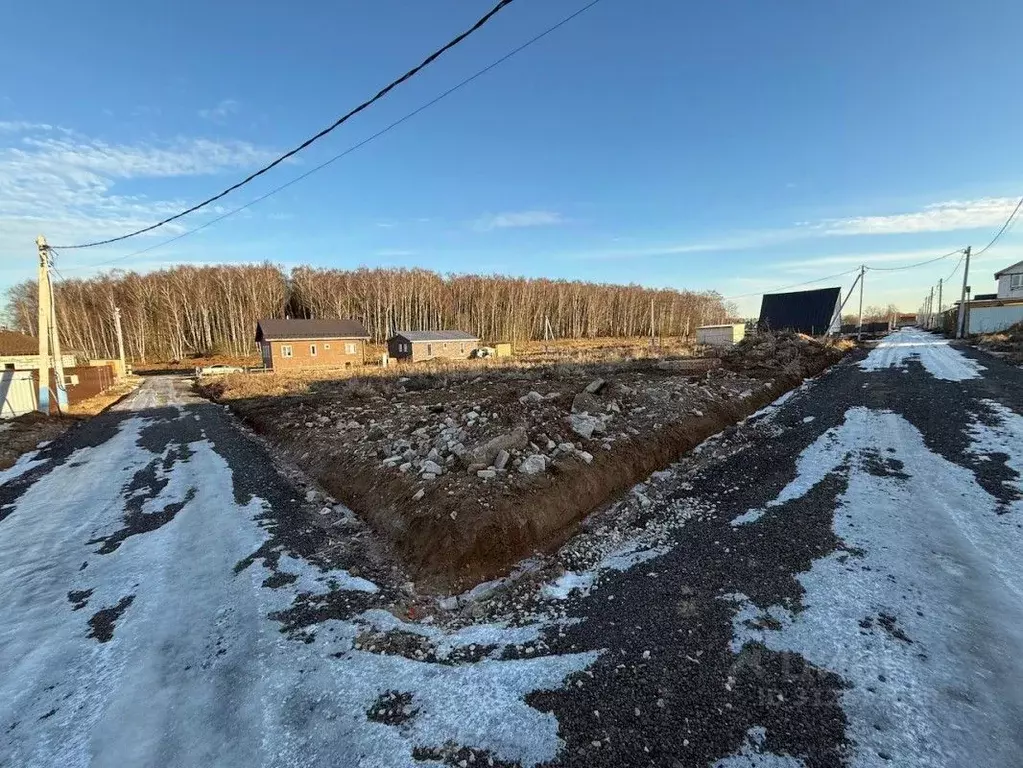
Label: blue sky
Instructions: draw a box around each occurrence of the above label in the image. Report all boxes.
[1,0,1021,316]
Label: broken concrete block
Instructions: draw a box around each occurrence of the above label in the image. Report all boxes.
[518,454,547,475]
[465,427,528,467]
[420,460,443,476]
[493,450,510,470]
[585,378,606,394]
[477,469,497,480]
[568,413,606,440]
[518,391,544,404]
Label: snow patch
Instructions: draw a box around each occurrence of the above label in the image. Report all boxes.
[729,406,1023,767]
[859,329,984,381]
[541,545,666,600]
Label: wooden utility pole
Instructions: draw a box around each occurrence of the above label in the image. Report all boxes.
[956,246,971,338]
[36,236,51,414]
[114,307,127,377]
[856,265,865,340]
[927,286,934,329]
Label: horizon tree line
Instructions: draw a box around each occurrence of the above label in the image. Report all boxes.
[2,263,733,362]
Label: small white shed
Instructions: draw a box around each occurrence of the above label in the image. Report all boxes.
[696,323,746,348]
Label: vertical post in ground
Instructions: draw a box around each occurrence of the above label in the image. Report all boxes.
[856,265,865,341]
[49,281,67,413]
[36,236,51,414]
[114,307,126,377]
[956,247,971,338]
[927,287,934,329]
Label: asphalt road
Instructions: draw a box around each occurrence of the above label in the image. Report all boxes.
[1,330,1021,768]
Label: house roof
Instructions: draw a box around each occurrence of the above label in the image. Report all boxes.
[994,259,1023,277]
[390,330,480,342]
[255,318,370,342]
[758,287,842,336]
[0,329,38,356]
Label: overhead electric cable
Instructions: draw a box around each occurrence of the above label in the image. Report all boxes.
[52,0,518,250]
[59,0,604,270]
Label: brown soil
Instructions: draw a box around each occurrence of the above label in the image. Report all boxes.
[0,412,71,470]
[974,322,1023,364]
[204,332,847,591]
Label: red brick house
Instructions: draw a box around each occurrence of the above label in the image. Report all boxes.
[255,319,370,370]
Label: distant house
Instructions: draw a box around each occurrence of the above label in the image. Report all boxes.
[255,319,370,370]
[387,330,480,363]
[994,259,1023,299]
[758,287,842,336]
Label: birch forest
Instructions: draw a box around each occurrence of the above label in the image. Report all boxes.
[2,264,731,361]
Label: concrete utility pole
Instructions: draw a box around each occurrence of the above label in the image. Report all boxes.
[927,287,934,329]
[856,265,865,340]
[35,236,68,414]
[956,246,972,338]
[114,307,126,377]
[36,237,51,414]
[937,278,943,316]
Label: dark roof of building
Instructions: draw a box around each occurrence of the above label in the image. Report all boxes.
[758,287,842,336]
[390,330,480,342]
[0,329,38,356]
[255,318,370,341]
[973,293,998,300]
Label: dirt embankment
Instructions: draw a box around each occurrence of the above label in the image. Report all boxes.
[0,413,70,471]
[204,332,846,590]
[973,322,1023,364]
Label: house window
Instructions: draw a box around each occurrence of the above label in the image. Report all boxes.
[460,342,465,354]
[427,343,433,356]
[1011,274,1023,290]
[310,344,317,357]
[345,342,357,355]
[281,345,293,358]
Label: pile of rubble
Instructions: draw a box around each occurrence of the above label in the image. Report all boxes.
[722,330,846,378]
[227,333,848,585]
[271,365,770,494]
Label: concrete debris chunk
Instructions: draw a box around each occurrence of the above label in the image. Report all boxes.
[518,454,547,475]
[584,377,606,394]
[493,450,510,470]
[518,391,544,404]
[569,413,606,440]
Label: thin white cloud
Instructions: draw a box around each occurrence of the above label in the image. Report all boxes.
[820,197,1020,236]
[473,210,565,232]
[198,99,240,123]
[0,124,278,276]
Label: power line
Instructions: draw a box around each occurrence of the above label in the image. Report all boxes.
[62,0,605,273]
[944,250,966,283]
[974,195,1023,257]
[865,248,964,272]
[52,0,518,251]
[722,267,860,302]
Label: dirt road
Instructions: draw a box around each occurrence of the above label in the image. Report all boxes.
[2,330,1021,767]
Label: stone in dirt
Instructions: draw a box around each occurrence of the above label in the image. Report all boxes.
[572,391,603,414]
[585,377,607,394]
[569,413,606,440]
[412,488,425,501]
[420,460,443,476]
[477,469,497,480]
[493,450,510,470]
[464,426,528,467]
[518,454,547,475]
[518,391,544,404]
[577,450,594,464]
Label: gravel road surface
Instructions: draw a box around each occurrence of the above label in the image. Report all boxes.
[1,329,1020,767]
